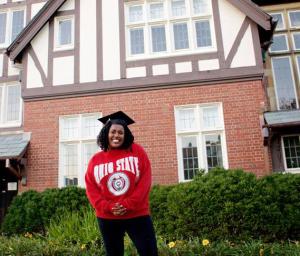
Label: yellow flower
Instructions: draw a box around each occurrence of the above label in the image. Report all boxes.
[24,232,33,238]
[81,244,86,250]
[202,239,210,246]
[168,241,176,248]
[259,248,264,256]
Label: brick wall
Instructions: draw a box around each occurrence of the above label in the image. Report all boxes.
[22,80,271,191]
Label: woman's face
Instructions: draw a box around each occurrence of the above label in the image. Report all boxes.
[108,124,125,149]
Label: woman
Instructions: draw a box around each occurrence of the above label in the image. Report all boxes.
[85,111,158,256]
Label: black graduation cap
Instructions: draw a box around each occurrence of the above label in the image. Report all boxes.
[98,111,135,125]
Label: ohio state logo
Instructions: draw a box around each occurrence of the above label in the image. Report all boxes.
[107,173,130,196]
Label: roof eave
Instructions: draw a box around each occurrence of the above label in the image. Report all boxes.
[6,0,67,62]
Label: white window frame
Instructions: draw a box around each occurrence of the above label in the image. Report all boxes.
[59,113,101,188]
[0,83,22,128]
[54,15,74,51]
[269,34,289,53]
[281,135,300,173]
[271,56,299,110]
[175,103,228,182]
[0,7,25,48]
[292,32,300,50]
[270,12,285,31]
[125,0,216,60]
[288,10,300,29]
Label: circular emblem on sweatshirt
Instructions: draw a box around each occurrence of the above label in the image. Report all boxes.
[107,172,130,196]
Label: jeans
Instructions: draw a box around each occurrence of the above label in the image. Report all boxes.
[97,215,158,256]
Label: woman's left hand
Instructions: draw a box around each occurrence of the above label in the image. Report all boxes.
[112,203,127,216]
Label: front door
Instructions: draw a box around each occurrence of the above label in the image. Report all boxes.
[0,161,18,224]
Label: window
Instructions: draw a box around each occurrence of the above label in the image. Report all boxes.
[292,32,300,50]
[282,135,300,172]
[289,10,300,28]
[271,57,298,110]
[175,103,227,181]
[0,83,22,127]
[0,8,25,47]
[269,34,289,52]
[54,16,74,50]
[125,0,215,59]
[270,13,285,30]
[59,113,100,187]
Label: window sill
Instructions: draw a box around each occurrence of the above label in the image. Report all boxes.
[53,45,74,52]
[126,48,217,62]
[0,122,22,128]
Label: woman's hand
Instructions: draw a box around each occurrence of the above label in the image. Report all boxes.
[111,203,127,216]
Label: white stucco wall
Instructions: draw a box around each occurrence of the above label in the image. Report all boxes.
[53,56,74,86]
[231,26,256,68]
[80,0,97,83]
[0,54,3,77]
[175,62,192,73]
[27,55,43,88]
[8,60,19,76]
[59,0,75,11]
[31,2,47,19]
[102,0,121,80]
[152,64,169,76]
[218,0,246,60]
[198,59,220,71]
[31,24,49,77]
[126,67,146,78]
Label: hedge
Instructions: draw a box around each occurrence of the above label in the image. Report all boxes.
[150,168,300,242]
[1,168,300,242]
[1,186,89,235]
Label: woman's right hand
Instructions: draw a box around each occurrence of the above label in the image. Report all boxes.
[111,203,127,216]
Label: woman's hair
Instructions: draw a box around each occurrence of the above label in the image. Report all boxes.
[97,119,134,151]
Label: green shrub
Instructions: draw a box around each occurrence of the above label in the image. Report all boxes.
[1,186,89,235]
[150,168,300,242]
[150,184,176,235]
[1,190,43,234]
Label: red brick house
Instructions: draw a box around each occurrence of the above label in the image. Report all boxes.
[1,0,274,221]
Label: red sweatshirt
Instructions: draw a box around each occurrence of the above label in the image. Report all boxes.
[85,143,152,219]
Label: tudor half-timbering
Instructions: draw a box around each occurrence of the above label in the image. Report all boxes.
[2,0,274,201]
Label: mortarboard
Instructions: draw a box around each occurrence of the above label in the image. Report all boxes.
[98,111,135,125]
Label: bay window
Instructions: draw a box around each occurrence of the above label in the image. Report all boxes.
[175,103,228,181]
[59,113,100,187]
[125,0,215,59]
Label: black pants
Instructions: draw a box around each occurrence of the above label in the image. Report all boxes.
[97,215,158,256]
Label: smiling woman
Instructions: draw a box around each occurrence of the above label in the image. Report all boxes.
[85,111,158,256]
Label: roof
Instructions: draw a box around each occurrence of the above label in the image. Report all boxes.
[264,109,300,128]
[252,0,299,6]
[6,0,274,62]
[6,0,67,62]
[0,132,31,159]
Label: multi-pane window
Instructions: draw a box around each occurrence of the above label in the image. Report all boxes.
[0,8,25,47]
[54,16,74,50]
[289,10,300,28]
[282,135,300,171]
[59,113,100,187]
[270,13,285,30]
[292,32,300,50]
[0,84,22,126]
[125,0,215,58]
[271,57,298,110]
[269,10,300,110]
[175,103,227,181]
[269,34,289,52]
